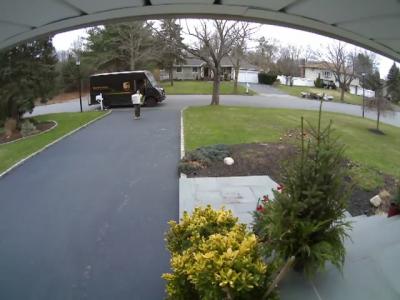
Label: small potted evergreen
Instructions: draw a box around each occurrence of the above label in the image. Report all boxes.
[388,184,400,217]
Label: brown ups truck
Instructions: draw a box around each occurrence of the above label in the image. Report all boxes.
[89,70,166,107]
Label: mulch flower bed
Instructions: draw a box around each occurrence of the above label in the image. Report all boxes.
[0,121,55,145]
[184,142,396,217]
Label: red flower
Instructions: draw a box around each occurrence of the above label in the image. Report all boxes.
[256,205,264,212]
[277,184,284,192]
[262,195,270,203]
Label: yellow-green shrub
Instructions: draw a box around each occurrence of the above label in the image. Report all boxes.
[163,206,277,300]
[165,206,237,254]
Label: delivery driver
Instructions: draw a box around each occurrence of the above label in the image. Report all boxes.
[131,90,143,120]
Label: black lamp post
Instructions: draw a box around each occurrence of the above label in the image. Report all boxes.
[76,58,83,113]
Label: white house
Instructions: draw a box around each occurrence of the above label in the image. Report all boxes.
[302,62,360,89]
[276,61,375,97]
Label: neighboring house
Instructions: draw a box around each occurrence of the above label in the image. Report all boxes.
[160,56,261,83]
[278,61,375,97]
[301,61,361,92]
[160,57,204,81]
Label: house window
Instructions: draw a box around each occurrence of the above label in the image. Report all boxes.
[192,67,198,72]
[323,71,331,78]
[176,67,182,73]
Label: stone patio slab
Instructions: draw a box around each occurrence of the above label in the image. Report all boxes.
[179,175,278,225]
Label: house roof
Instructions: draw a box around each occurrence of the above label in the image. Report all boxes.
[175,57,206,67]
[304,61,354,75]
[175,56,260,71]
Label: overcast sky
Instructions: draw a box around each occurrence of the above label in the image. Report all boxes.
[53,20,399,79]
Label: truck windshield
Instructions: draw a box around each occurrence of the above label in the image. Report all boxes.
[146,72,159,87]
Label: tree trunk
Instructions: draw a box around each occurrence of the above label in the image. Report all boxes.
[234,64,240,94]
[168,68,174,86]
[129,39,135,70]
[130,54,135,71]
[340,85,345,102]
[211,70,220,105]
[377,98,381,130]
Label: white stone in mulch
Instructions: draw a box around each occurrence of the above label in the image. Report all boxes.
[179,175,279,225]
[370,195,382,207]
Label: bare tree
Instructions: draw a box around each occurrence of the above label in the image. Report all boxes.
[181,19,246,105]
[322,42,357,101]
[302,45,317,62]
[366,81,394,132]
[248,37,279,72]
[276,45,302,85]
[228,22,255,94]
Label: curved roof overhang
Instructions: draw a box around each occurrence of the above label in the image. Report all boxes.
[1,0,399,61]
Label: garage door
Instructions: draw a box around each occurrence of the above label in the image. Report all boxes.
[238,70,259,83]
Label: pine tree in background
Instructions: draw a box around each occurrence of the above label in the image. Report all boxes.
[0,38,58,124]
[83,22,157,72]
[157,19,186,86]
[60,54,80,92]
[254,102,351,277]
[386,62,400,103]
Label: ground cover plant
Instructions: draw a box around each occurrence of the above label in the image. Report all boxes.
[178,144,231,174]
[161,80,256,95]
[0,111,105,173]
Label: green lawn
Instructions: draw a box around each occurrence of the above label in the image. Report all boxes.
[161,80,256,95]
[0,111,106,173]
[277,84,363,105]
[184,106,400,184]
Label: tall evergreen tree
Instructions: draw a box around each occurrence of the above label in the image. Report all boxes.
[84,22,156,72]
[0,38,58,123]
[157,19,185,86]
[386,62,400,103]
[354,52,378,91]
[60,53,80,92]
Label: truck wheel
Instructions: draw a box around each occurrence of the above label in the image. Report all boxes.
[145,97,157,107]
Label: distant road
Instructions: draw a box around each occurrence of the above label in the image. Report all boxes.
[26,88,400,127]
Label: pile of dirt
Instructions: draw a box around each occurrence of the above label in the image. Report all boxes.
[0,121,55,144]
[184,143,396,217]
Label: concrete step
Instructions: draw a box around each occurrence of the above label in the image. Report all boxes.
[281,215,400,300]
[346,215,400,261]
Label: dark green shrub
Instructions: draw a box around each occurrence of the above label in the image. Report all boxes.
[314,74,324,88]
[258,73,277,85]
[254,102,351,277]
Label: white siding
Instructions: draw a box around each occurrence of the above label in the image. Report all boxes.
[350,86,375,98]
[304,67,360,87]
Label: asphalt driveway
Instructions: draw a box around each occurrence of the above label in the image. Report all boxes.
[0,108,179,300]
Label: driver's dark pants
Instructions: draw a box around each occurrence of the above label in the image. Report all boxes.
[134,104,140,118]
